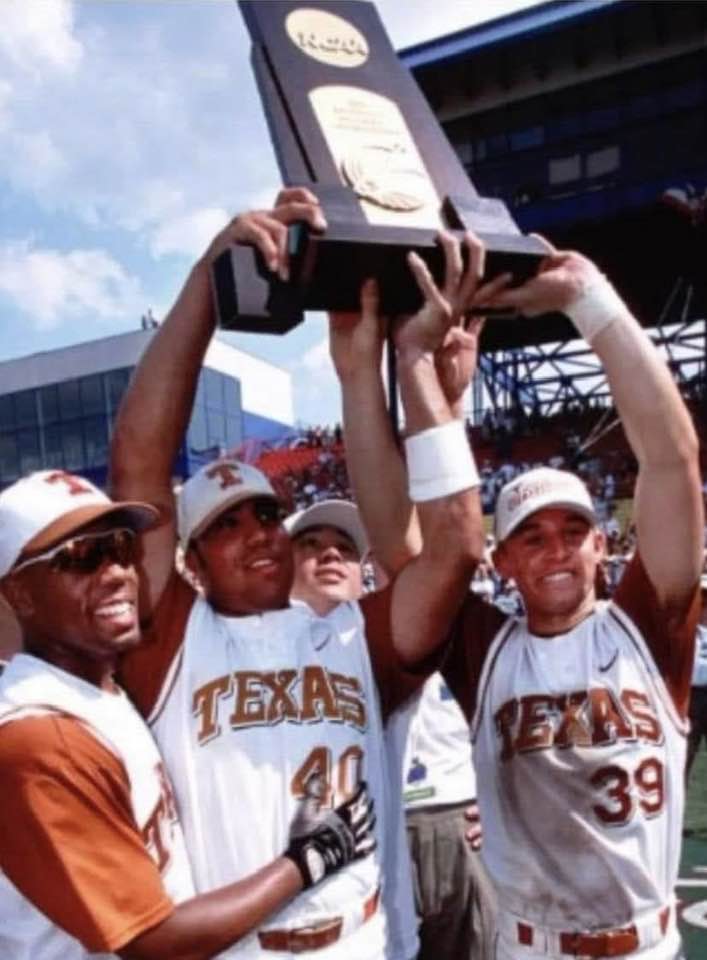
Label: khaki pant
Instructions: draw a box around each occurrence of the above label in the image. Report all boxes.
[406,802,497,960]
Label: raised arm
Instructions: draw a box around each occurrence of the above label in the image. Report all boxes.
[360,233,495,665]
[489,242,703,605]
[329,282,421,575]
[330,239,501,578]
[109,189,326,613]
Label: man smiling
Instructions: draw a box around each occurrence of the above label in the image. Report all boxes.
[286,498,419,960]
[0,470,376,960]
[286,500,367,616]
[110,189,487,958]
[343,237,703,960]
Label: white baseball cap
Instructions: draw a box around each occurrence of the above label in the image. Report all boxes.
[284,500,368,557]
[495,467,596,542]
[177,458,277,545]
[0,470,158,578]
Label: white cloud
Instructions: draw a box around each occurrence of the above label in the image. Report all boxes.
[0,1,539,259]
[0,2,279,251]
[300,334,331,374]
[0,79,12,129]
[0,241,144,330]
[289,322,343,427]
[0,0,542,424]
[0,0,82,74]
[5,129,68,195]
[150,206,231,260]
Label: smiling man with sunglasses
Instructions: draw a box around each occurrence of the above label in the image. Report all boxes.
[0,469,377,960]
[109,190,490,959]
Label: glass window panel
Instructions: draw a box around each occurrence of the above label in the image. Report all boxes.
[221,375,241,416]
[546,112,581,143]
[58,380,81,421]
[83,416,108,468]
[486,133,508,158]
[225,416,242,449]
[549,155,581,185]
[194,371,206,409]
[584,105,619,133]
[0,395,15,431]
[586,145,620,178]
[626,93,655,122]
[662,81,703,112]
[204,368,223,408]
[187,404,208,452]
[0,432,19,482]
[510,126,544,151]
[61,422,84,471]
[15,390,38,428]
[40,384,60,424]
[17,428,41,474]
[44,423,63,469]
[206,409,226,447]
[79,374,104,416]
[106,368,131,412]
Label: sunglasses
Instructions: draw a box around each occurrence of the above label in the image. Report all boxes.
[13,528,138,576]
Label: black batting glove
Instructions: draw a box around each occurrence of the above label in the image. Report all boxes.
[284,780,376,889]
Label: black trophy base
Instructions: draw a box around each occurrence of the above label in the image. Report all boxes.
[211,245,305,334]
[213,222,547,333]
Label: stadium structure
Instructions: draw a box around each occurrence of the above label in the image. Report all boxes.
[1,0,705,489]
[0,330,294,492]
[400,0,707,433]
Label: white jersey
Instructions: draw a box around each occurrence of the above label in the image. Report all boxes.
[0,654,194,960]
[470,601,685,959]
[146,595,391,959]
[387,672,476,809]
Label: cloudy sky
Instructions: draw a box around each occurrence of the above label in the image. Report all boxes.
[0,0,540,426]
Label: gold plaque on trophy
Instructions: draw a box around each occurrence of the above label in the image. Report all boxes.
[310,85,441,228]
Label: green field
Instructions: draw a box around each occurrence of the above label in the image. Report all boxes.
[680,747,707,958]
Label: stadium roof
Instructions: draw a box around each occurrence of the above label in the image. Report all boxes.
[399,0,618,69]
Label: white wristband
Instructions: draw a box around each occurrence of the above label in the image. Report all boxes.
[565,274,631,344]
[405,420,480,503]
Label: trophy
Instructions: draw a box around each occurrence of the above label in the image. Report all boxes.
[213,0,546,333]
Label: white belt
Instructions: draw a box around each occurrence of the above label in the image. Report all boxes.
[498,903,672,957]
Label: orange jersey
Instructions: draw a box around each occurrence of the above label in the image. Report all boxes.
[0,654,195,959]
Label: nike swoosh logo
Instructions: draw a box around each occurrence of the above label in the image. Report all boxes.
[598,650,619,672]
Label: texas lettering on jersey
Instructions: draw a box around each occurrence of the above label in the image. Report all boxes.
[192,666,368,744]
[494,685,664,761]
[141,761,180,871]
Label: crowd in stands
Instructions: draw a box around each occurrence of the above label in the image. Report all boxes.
[249,402,664,614]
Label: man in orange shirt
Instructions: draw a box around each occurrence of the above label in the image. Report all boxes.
[0,469,374,960]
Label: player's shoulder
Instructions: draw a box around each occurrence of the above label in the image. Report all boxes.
[0,711,123,782]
